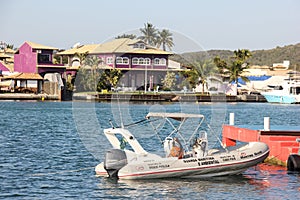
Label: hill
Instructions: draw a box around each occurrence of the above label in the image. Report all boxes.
[170,43,300,70]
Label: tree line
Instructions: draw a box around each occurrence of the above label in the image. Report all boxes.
[74,22,175,92]
[178,49,252,93]
[6,22,290,93]
[116,22,174,51]
[174,43,300,71]
[74,22,254,93]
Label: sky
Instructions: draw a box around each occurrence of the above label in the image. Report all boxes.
[1,0,299,53]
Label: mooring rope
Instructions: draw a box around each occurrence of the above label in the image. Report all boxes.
[115,118,160,128]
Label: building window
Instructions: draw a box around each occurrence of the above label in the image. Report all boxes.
[139,43,145,49]
[132,57,138,65]
[154,58,166,65]
[138,58,144,65]
[123,57,129,64]
[38,54,51,63]
[133,43,145,49]
[116,57,123,64]
[116,57,129,65]
[154,58,160,65]
[132,57,152,65]
[107,57,113,64]
[145,58,150,65]
[160,58,166,65]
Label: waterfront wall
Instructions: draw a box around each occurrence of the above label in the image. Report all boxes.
[95,93,265,102]
[222,125,300,165]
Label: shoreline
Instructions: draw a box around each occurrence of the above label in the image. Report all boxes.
[73,93,267,103]
[0,93,59,101]
[0,92,267,102]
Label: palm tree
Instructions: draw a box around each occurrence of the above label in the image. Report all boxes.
[138,22,158,46]
[213,56,227,74]
[156,29,174,51]
[214,49,252,85]
[233,49,252,61]
[74,51,89,67]
[97,69,123,91]
[104,69,123,89]
[181,60,218,94]
[6,44,14,50]
[76,55,101,92]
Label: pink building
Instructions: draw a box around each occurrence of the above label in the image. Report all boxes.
[57,38,179,91]
[14,41,66,75]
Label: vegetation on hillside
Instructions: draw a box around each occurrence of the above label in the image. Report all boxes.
[115,34,137,39]
[0,42,15,50]
[171,43,300,71]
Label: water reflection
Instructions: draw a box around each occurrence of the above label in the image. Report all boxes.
[243,164,300,198]
[2,101,300,199]
[97,163,300,199]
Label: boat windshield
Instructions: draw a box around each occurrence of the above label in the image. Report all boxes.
[274,85,283,90]
[290,87,300,95]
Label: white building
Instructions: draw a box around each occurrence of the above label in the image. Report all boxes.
[272,60,290,70]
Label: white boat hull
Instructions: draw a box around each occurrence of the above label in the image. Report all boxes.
[261,79,300,104]
[261,92,300,104]
[96,142,269,180]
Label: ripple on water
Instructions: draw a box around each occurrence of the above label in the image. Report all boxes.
[1,101,300,199]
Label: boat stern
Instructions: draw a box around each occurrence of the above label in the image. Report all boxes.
[95,162,108,177]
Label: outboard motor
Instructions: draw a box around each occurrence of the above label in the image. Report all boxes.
[104,149,127,178]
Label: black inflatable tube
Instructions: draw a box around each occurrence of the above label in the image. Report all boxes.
[287,154,300,171]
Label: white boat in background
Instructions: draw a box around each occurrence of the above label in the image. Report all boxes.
[261,79,300,104]
[95,112,269,180]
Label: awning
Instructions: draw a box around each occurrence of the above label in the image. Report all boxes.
[146,112,204,121]
[0,80,12,87]
[2,73,43,80]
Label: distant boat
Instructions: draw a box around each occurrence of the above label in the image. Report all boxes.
[261,79,300,104]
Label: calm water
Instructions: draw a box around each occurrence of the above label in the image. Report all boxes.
[0,100,300,199]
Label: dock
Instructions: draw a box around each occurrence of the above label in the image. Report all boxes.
[0,93,59,100]
[94,93,266,102]
[0,92,267,102]
[222,114,300,166]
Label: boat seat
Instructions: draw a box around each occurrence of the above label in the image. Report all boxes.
[192,131,208,157]
[163,137,184,158]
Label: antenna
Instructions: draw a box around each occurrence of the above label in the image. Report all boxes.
[109,119,115,129]
[72,42,81,49]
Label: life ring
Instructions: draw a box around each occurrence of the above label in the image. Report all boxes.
[287,154,300,171]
